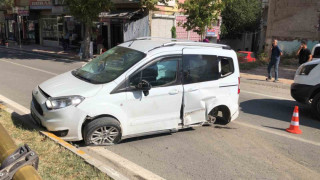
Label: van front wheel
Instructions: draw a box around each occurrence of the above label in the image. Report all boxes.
[83,117,122,146]
[311,93,320,120]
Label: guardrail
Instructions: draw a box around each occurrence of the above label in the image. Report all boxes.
[0,124,42,180]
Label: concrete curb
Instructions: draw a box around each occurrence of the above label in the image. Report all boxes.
[40,132,129,180]
[0,46,82,61]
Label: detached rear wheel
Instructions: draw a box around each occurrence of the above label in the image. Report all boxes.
[84,117,121,146]
[311,93,320,120]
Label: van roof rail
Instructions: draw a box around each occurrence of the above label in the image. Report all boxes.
[162,42,231,49]
[147,41,231,52]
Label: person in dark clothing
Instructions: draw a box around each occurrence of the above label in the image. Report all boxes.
[266,39,283,82]
[296,41,312,65]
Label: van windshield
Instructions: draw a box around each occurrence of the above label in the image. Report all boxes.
[72,46,146,84]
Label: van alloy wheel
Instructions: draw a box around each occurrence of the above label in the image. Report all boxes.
[83,117,122,146]
[90,126,119,145]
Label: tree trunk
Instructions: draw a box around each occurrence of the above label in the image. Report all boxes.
[83,22,91,60]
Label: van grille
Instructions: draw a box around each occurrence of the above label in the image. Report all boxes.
[32,94,43,115]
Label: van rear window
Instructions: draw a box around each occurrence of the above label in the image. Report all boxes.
[220,57,234,77]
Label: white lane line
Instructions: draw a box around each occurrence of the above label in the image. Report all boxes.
[234,121,320,147]
[0,59,58,76]
[0,94,30,114]
[241,90,293,101]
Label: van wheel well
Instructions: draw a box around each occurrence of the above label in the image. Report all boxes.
[81,115,120,139]
[310,87,320,102]
[209,105,231,125]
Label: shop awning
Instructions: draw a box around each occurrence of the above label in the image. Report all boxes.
[99,9,143,20]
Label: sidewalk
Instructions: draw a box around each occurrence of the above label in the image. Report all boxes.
[241,65,296,87]
[1,43,81,60]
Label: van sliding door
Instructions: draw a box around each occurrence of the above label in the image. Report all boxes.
[182,48,220,126]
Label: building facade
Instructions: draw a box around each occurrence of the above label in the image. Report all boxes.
[265,0,320,54]
[150,0,221,42]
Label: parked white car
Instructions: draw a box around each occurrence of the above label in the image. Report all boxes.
[31,37,240,145]
[291,43,320,119]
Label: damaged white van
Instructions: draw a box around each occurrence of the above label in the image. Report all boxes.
[31,37,240,145]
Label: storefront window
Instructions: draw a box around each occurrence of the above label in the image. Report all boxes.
[27,21,35,40]
[42,17,58,41]
[8,20,16,40]
[64,16,82,46]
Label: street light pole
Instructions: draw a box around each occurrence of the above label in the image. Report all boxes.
[0,124,42,180]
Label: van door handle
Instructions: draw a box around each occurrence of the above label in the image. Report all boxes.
[169,89,179,95]
[187,88,198,92]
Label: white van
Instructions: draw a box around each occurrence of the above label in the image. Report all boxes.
[31,37,240,145]
[291,44,320,119]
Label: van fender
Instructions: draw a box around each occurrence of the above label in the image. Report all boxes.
[204,94,235,121]
[77,102,129,137]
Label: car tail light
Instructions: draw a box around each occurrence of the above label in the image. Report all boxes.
[238,77,240,94]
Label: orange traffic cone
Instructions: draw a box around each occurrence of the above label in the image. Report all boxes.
[286,106,302,134]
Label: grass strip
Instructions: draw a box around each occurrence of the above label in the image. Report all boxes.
[0,109,110,180]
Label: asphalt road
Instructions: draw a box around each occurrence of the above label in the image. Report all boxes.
[0,48,319,179]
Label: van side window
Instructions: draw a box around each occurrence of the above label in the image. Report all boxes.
[314,47,320,58]
[220,57,234,77]
[183,55,219,84]
[130,58,179,88]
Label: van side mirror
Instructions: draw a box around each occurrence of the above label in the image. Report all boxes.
[136,80,151,96]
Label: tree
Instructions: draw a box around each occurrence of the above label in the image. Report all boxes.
[178,0,224,39]
[0,0,14,9]
[65,0,113,59]
[220,0,261,39]
[65,0,169,59]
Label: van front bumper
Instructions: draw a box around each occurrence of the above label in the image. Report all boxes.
[290,83,314,104]
[30,88,87,141]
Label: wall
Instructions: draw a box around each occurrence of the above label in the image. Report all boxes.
[265,0,320,53]
[175,15,201,41]
[123,14,149,41]
[151,15,174,38]
[278,40,319,55]
[220,33,253,51]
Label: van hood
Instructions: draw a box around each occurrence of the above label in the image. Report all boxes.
[39,71,103,98]
[309,58,320,64]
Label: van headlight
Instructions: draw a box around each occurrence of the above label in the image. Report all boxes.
[45,96,85,110]
[299,64,317,75]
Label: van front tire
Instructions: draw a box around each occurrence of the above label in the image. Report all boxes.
[311,93,320,120]
[83,117,122,146]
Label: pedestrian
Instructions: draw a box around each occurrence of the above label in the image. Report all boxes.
[266,39,283,82]
[296,41,312,65]
[96,33,104,55]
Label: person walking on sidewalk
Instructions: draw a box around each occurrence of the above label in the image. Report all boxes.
[266,39,283,82]
[296,41,312,65]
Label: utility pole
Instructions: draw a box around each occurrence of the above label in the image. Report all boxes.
[0,124,42,180]
[17,15,21,48]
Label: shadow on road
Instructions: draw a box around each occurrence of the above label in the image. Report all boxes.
[0,48,78,64]
[240,98,320,129]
